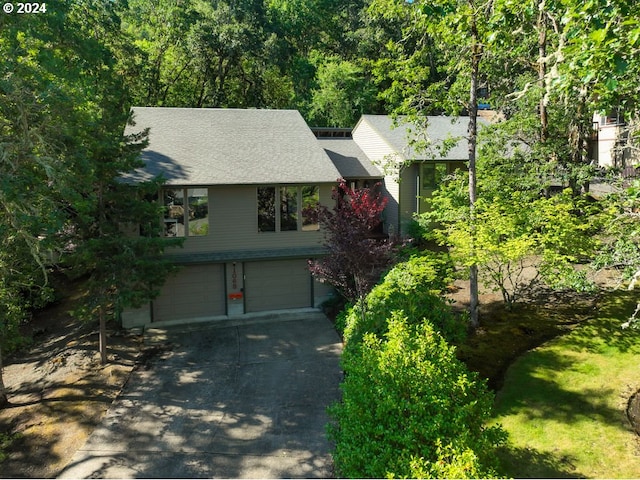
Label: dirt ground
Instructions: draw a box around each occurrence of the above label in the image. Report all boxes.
[0,290,144,479]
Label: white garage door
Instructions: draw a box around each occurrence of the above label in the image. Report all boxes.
[152,264,226,323]
[245,259,312,313]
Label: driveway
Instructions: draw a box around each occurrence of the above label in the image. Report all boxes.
[58,312,343,478]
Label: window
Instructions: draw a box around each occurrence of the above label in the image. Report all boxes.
[163,189,185,237]
[187,188,209,236]
[257,185,319,232]
[163,187,209,237]
[280,186,298,231]
[302,186,319,231]
[258,186,276,232]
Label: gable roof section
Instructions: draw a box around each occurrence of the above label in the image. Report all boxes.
[318,138,383,179]
[124,107,342,185]
[354,114,488,161]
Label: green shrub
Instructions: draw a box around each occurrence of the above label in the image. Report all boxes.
[329,314,505,478]
[343,254,464,346]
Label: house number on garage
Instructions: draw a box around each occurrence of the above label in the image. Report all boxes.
[232,263,238,289]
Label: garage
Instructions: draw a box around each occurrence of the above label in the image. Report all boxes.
[152,264,226,323]
[244,259,312,313]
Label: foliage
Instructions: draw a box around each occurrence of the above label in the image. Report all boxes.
[0,431,21,463]
[594,179,640,327]
[0,0,181,381]
[329,313,505,478]
[308,55,378,127]
[342,253,464,347]
[421,163,601,304]
[308,180,399,303]
[0,0,99,403]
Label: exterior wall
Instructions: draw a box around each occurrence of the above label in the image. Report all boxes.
[122,182,339,327]
[353,119,403,234]
[164,183,334,256]
[399,164,419,234]
[597,124,620,168]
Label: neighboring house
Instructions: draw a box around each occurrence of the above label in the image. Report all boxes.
[352,115,486,235]
[592,112,639,175]
[121,107,381,328]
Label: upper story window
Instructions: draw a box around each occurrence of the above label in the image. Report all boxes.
[163,187,209,237]
[257,185,320,232]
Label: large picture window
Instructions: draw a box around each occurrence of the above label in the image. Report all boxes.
[257,185,319,232]
[187,188,209,236]
[163,187,209,237]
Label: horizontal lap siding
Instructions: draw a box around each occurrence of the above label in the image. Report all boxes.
[399,164,419,234]
[353,119,402,234]
[152,264,225,322]
[165,184,334,256]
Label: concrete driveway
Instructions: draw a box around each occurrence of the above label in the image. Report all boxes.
[58,312,343,478]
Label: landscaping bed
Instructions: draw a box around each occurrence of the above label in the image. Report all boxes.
[0,286,143,478]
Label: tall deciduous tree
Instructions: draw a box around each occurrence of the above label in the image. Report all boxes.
[308,55,378,127]
[368,0,494,327]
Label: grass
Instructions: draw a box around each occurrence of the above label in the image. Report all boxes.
[456,290,599,391]
[488,290,640,478]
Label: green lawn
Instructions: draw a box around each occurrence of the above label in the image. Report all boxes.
[492,290,640,478]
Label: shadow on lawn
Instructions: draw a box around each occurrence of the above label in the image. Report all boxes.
[497,444,584,478]
[566,289,640,354]
[494,349,622,426]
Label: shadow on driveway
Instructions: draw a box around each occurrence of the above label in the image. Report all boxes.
[58,313,343,478]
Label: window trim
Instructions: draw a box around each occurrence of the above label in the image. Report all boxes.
[161,187,210,238]
[257,184,320,233]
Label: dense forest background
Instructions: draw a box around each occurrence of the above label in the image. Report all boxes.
[1,0,639,407]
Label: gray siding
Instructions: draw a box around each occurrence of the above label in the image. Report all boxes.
[352,118,403,234]
[164,184,334,257]
[399,164,420,233]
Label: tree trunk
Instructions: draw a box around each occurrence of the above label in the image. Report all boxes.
[99,303,107,365]
[537,0,552,198]
[0,343,9,408]
[538,0,548,144]
[467,18,482,329]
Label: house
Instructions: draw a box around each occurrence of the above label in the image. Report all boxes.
[120,108,483,328]
[591,112,640,176]
[351,115,486,235]
[121,107,382,328]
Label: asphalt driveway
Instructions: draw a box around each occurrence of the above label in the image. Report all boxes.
[58,312,343,478]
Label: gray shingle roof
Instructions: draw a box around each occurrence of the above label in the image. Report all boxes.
[124,107,342,185]
[318,138,382,179]
[356,114,489,161]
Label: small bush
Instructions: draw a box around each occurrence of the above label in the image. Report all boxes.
[343,253,464,346]
[329,314,505,478]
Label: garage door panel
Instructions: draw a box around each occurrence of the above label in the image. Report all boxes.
[153,264,225,322]
[245,260,311,313]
